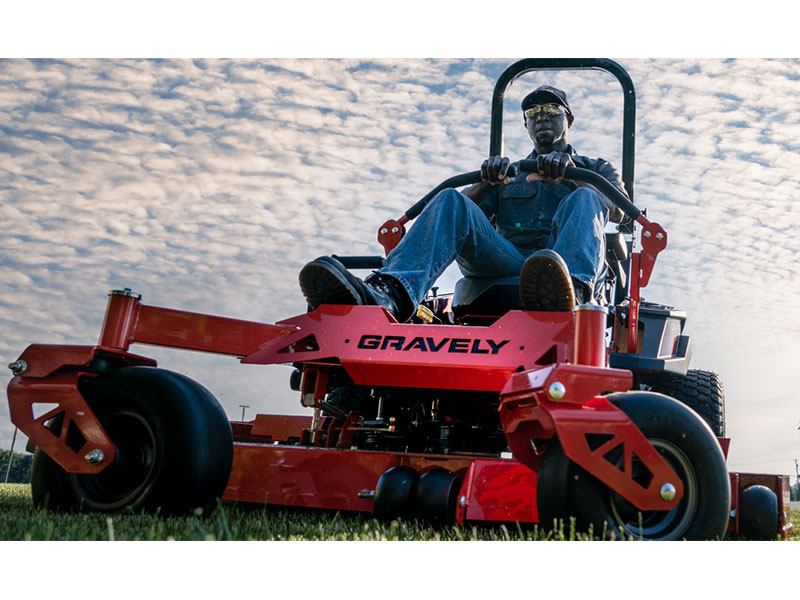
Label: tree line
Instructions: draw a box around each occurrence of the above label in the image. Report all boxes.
[0,450,32,483]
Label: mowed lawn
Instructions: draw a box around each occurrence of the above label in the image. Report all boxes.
[1,484,797,541]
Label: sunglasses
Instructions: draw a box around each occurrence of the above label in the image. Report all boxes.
[524,103,567,118]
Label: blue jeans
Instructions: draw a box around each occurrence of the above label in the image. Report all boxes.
[375,187,609,305]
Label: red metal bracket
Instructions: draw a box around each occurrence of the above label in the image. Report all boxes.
[7,372,116,474]
[625,215,668,353]
[499,364,631,468]
[336,411,360,449]
[377,216,408,256]
[11,344,156,379]
[635,216,668,288]
[627,252,641,355]
[299,365,330,409]
[551,395,685,511]
[499,363,685,511]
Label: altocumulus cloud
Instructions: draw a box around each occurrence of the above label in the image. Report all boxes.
[0,58,798,476]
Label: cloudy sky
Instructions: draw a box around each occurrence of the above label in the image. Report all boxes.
[1,58,799,481]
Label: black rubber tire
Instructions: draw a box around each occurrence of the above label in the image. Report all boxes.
[412,467,461,526]
[31,367,233,515]
[739,484,779,540]
[31,414,75,511]
[373,466,418,521]
[640,369,725,437]
[537,391,730,540]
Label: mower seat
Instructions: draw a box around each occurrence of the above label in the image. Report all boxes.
[452,275,522,318]
[451,232,629,319]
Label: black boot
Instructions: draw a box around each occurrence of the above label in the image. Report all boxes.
[299,256,412,321]
[518,249,577,311]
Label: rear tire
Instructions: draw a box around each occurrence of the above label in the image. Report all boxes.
[31,367,233,515]
[537,392,730,540]
[639,369,725,436]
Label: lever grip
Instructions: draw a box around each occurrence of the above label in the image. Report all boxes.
[404,164,640,222]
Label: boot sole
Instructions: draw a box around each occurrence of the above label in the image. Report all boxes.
[519,251,576,312]
[299,259,361,309]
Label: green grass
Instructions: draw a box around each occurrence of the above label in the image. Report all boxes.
[0,484,565,541]
[2,484,797,541]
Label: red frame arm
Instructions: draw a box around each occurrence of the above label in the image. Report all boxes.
[626,215,668,353]
[99,290,298,356]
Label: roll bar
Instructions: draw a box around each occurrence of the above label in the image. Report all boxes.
[489,58,636,203]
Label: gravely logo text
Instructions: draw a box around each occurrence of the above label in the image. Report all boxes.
[357,334,509,354]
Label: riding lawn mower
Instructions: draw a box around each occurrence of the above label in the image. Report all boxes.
[6,58,792,540]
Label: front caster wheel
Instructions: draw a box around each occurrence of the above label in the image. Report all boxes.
[32,367,233,515]
[536,391,730,540]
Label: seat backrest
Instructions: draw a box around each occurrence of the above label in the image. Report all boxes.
[604,230,629,301]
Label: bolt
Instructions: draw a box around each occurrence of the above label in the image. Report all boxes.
[459,495,467,508]
[547,381,566,400]
[643,230,652,238]
[380,228,388,235]
[8,359,27,376]
[391,227,399,234]
[84,449,105,465]
[660,482,677,501]
[655,232,664,240]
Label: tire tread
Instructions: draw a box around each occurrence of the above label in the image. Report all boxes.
[642,369,725,437]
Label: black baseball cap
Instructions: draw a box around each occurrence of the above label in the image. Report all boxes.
[521,85,574,126]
